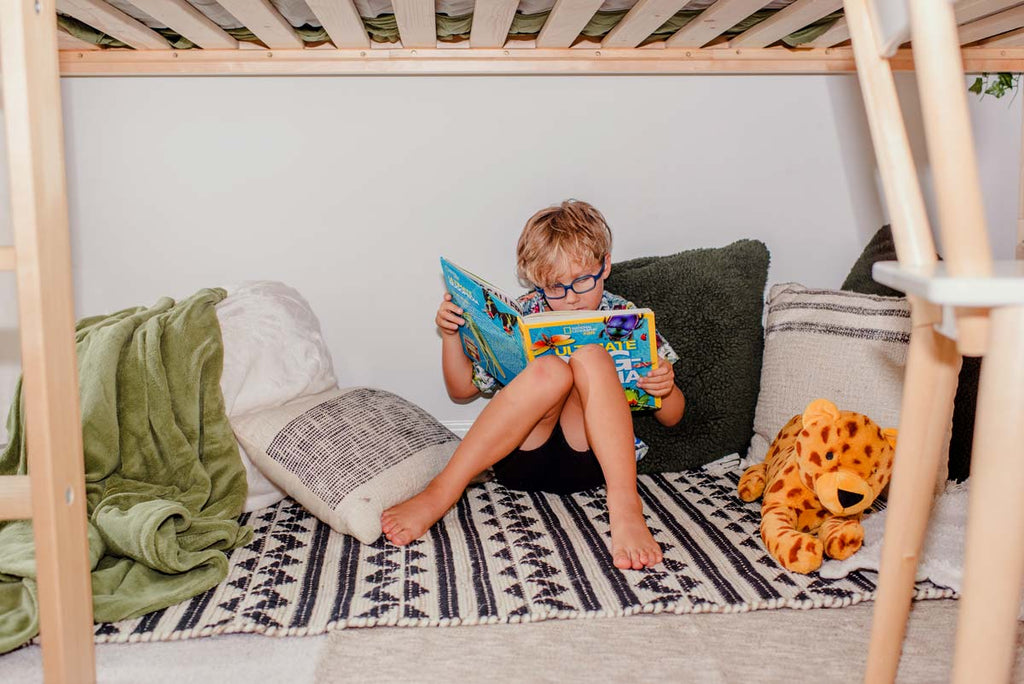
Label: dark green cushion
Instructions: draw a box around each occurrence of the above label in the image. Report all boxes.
[606,239,770,473]
[841,225,977,481]
[840,224,904,297]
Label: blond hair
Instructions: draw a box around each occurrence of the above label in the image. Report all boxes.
[516,199,612,287]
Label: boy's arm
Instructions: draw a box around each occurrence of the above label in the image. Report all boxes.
[636,356,685,427]
[437,293,481,401]
[442,333,480,401]
[653,384,685,427]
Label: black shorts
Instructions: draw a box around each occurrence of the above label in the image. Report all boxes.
[492,424,605,495]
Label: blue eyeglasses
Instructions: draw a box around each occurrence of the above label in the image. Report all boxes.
[536,261,606,300]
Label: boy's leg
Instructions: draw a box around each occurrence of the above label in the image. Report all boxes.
[382,355,573,545]
[563,344,663,570]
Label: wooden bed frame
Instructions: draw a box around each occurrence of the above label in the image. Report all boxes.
[44,0,1024,77]
[1,0,1022,682]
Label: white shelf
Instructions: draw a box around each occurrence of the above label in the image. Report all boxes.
[873,260,1024,307]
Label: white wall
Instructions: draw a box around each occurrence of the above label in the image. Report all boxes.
[0,73,1018,441]
[894,73,1022,256]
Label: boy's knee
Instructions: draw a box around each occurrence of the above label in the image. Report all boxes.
[528,354,574,391]
[568,344,614,371]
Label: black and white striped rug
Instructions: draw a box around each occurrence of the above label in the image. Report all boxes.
[91,464,954,643]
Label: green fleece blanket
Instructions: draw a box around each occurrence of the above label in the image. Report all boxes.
[0,288,251,654]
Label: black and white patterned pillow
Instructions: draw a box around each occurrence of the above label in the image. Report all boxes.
[745,283,911,466]
[231,387,459,543]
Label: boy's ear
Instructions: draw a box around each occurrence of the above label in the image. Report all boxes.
[602,253,611,279]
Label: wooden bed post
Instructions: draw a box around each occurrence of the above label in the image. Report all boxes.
[1019,99,1024,259]
[0,0,96,681]
[843,3,962,682]
[908,2,1024,682]
[849,0,1024,682]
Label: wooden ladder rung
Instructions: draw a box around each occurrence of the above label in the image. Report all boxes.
[0,475,32,520]
[0,246,14,271]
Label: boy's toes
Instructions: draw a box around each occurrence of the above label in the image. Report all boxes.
[383,522,400,542]
[384,525,411,546]
[630,551,644,571]
[613,549,631,569]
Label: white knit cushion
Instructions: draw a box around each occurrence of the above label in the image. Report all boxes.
[231,387,459,543]
[745,283,911,466]
[217,280,339,513]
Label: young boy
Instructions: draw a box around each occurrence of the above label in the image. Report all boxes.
[382,200,685,570]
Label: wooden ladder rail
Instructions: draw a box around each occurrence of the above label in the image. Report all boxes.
[0,0,96,681]
[843,4,962,683]
[847,0,1024,682]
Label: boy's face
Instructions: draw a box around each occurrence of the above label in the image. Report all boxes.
[539,254,610,311]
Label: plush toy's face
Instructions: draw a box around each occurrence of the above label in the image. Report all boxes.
[794,400,898,517]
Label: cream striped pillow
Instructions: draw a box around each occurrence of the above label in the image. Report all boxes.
[745,283,911,466]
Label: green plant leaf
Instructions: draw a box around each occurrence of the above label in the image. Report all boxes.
[969,72,1020,99]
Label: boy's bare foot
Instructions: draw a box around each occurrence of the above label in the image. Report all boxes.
[607,492,662,570]
[381,485,455,546]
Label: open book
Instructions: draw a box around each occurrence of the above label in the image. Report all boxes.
[441,257,661,410]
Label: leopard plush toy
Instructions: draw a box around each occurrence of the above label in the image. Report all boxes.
[738,398,898,574]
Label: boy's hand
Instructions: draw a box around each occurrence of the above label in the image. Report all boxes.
[436,293,465,336]
[637,357,676,398]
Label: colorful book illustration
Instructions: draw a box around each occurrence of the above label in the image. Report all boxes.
[440,257,661,410]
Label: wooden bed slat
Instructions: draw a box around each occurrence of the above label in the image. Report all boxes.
[602,0,696,49]
[0,475,32,521]
[392,0,437,48]
[306,0,370,49]
[0,246,14,271]
[56,0,172,50]
[215,0,304,49]
[120,0,237,49]
[56,27,100,50]
[981,26,1024,46]
[805,15,848,47]
[470,0,519,48]
[666,0,774,48]
[959,5,1024,45]
[955,0,1024,27]
[537,0,605,48]
[729,0,842,49]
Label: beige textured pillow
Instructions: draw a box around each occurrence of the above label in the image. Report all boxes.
[231,387,459,543]
[745,283,911,465]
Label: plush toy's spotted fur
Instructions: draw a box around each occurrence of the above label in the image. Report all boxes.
[738,399,898,574]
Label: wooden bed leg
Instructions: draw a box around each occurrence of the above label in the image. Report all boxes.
[950,305,1024,684]
[0,1,96,681]
[864,318,960,684]
[1018,100,1024,261]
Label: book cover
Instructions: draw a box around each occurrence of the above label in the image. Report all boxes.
[522,310,661,410]
[440,257,529,383]
[440,257,661,410]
